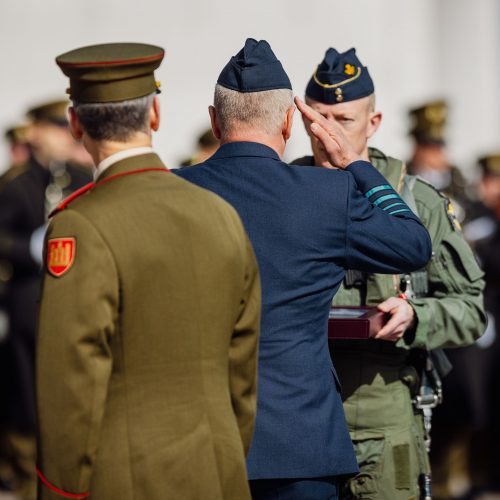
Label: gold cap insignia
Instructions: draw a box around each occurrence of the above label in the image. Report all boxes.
[344,64,356,76]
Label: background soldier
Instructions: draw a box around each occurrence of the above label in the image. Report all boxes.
[3,125,31,171]
[0,123,31,495]
[0,101,91,500]
[293,47,486,499]
[407,100,471,222]
[474,154,500,494]
[36,42,260,500]
[432,154,500,497]
[179,127,219,167]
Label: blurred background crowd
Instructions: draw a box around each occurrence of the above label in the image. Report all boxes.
[1,0,499,499]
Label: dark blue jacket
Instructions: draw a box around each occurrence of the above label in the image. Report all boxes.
[175,142,431,480]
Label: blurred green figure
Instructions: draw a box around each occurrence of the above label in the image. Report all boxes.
[0,100,91,500]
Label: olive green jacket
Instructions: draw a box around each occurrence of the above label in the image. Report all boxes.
[36,153,261,500]
[293,149,485,350]
[332,148,486,350]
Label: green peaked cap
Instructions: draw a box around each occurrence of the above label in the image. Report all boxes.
[478,153,500,177]
[27,99,69,126]
[56,42,165,103]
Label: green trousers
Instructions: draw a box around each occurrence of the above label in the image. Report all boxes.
[333,347,430,500]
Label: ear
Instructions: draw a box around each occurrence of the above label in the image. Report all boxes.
[68,107,83,140]
[150,96,160,132]
[209,106,222,140]
[366,111,382,140]
[282,106,295,142]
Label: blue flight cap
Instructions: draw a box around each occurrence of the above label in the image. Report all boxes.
[217,38,292,92]
[305,48,374,104]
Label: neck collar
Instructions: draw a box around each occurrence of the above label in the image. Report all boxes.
[94,146,154,180]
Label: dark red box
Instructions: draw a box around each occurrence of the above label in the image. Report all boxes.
[328,306,389,340]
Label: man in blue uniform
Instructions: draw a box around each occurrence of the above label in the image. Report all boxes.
[176,38,432,499]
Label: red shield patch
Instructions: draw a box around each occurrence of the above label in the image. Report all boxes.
[47,238,75,277]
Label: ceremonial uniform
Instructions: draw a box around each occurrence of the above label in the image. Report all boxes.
[36,43,260,500]
[177,38,432,499]
[293,148,486,499]
[295,48,485,499]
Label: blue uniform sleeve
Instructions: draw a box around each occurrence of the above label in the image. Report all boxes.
[344,160,432,273]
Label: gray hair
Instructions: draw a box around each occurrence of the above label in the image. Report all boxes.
[214,84,293,136]
[73,93,155,142]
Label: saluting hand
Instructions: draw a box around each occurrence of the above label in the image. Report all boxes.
[374,297,416,342]
[294,97,363,169]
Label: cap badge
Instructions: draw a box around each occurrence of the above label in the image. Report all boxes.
[344,64,356,76]
[47,238,75,277]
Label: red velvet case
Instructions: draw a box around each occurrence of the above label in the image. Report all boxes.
[328,306,389,340]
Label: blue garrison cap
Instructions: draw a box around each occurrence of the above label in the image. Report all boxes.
[306,48,374,104]
[217,38,292,93]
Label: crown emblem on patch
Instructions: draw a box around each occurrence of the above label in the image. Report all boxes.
[47,238,75,277]
[344,64,356,76]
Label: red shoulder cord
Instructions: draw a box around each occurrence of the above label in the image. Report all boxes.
[49,167,170,218]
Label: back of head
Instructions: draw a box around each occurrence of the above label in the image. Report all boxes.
[214,38,293,138]
[71,94,155,142]
[56,42,165,142]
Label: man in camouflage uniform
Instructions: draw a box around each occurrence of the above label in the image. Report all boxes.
[293,47,486,499]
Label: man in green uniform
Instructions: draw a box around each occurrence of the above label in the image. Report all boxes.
[36,43,261,500]
[293,47,486,499]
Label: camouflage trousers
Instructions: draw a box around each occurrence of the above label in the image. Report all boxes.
[333,350,430,500]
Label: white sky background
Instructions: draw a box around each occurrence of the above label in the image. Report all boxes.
[0,0,499,174]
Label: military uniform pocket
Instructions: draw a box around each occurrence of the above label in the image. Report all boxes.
[344,429,419,500]
[345,436,385,498]
[436,232,484,292]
